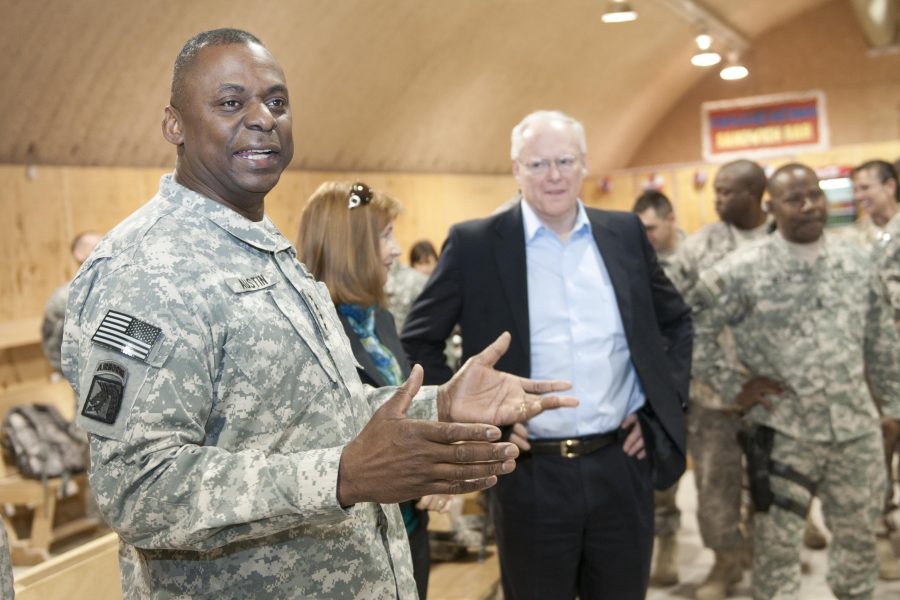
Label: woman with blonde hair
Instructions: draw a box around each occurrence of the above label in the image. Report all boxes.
[297,181,446,599]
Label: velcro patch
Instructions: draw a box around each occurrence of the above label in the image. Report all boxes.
[82,360,128,424]
[91,310,161,362]
[226,272,276,294]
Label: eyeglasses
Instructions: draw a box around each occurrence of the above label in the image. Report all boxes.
[517,155,583,176]
[347,182,373,209]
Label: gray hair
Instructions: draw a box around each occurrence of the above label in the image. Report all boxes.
[510,110,587,160]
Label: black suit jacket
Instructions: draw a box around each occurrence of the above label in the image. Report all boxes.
[401,203,692,489]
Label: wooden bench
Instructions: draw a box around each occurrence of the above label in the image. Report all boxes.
[0,380,101,565]
[14,531,121,599]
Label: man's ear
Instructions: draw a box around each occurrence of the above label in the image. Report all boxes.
[162,105,184,146]
[887,177,898,200]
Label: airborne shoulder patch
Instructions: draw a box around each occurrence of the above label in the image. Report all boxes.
[82,360,128,424]
[91,310,162,362]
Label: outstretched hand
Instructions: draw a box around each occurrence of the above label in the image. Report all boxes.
[437,332,578,425]
[337,365,520,507]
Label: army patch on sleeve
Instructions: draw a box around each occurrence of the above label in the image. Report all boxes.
[82,361,128,424]
[91,310,162,362]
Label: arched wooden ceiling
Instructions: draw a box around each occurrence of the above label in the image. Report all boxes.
[1,0,836,175]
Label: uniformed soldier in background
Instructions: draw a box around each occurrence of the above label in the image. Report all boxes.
[632,189,686,586]
[0,525,12,599]
[40,231,102,374]
[854,159,900,580]
[691,162,900,600]
[667,159,771,600]
[61,28,575,599]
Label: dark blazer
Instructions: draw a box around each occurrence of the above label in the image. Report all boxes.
[401,203,693,489]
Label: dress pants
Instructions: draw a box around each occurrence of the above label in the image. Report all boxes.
[490,442,654,600]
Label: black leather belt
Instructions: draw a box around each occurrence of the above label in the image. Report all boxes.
[527,431,621,458]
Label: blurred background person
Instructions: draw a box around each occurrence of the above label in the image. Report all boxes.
[852,159,900,580]
[410,239,439,276]
[852,159,899,233]
[632,190,685,280]
[387,239,439,329]
[670,159,772,600]
[632,189,686,586]
[41,231,102,375]
[297,181,449,600]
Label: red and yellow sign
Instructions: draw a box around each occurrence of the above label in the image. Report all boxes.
[701,91,829,161]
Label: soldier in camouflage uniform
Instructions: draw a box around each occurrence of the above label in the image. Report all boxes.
[0,524,12,598]
[40,231,102,373]
[854,159,900,580]
[666,159,771,599]
[386,261,429,330]
[633,190,686,586]
[386,241,438,330]
[692,163,900,600]
[61,29,575,599]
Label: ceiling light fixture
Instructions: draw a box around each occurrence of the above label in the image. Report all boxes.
[690,32,721,66]
[601,0,638,23]
[719,53,749,80]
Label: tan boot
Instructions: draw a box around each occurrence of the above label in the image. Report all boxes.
[695,550,743,600]
[650,534,679,586]
[802,515,827,549]
[877,536,900,581]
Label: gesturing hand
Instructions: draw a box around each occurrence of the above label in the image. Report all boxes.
[337,365,520,507]
[437,332,578,424]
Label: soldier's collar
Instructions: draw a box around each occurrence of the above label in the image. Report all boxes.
[158,174,292,253]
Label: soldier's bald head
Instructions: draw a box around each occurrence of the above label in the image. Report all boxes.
[720,160,767,201]
[170,28,264,109]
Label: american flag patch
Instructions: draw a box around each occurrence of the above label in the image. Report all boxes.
[91,310,162,361]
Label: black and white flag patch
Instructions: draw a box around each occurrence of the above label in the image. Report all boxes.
[91,310,162,362]
[82,360,128,424]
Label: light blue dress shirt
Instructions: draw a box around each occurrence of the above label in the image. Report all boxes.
[522,199,646,439]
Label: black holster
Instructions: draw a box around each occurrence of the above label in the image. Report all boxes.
[738,424,817,518]
[738,423,775,512]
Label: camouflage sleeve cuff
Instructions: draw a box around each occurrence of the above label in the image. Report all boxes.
[287,446,353,523]
[408,385,438,421]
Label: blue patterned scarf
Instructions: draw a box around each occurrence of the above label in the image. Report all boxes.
[338,304,418,533]
[337,304,404,386]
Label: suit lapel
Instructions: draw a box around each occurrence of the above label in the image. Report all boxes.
[492,203,530,359]
[589,210,634,338]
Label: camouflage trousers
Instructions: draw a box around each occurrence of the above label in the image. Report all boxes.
[753,430,884,600]
[688,405,749,551]
[654,481,681,537]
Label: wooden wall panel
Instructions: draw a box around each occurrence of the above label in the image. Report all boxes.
[0,346,51,391]
[0,166,69,322]
[0,140,896,389]
[266,171,517,258]
[66,167,166,238]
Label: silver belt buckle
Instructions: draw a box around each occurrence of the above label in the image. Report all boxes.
[560,439,581,458]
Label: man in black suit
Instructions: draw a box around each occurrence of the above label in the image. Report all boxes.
[402,110,692,599]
